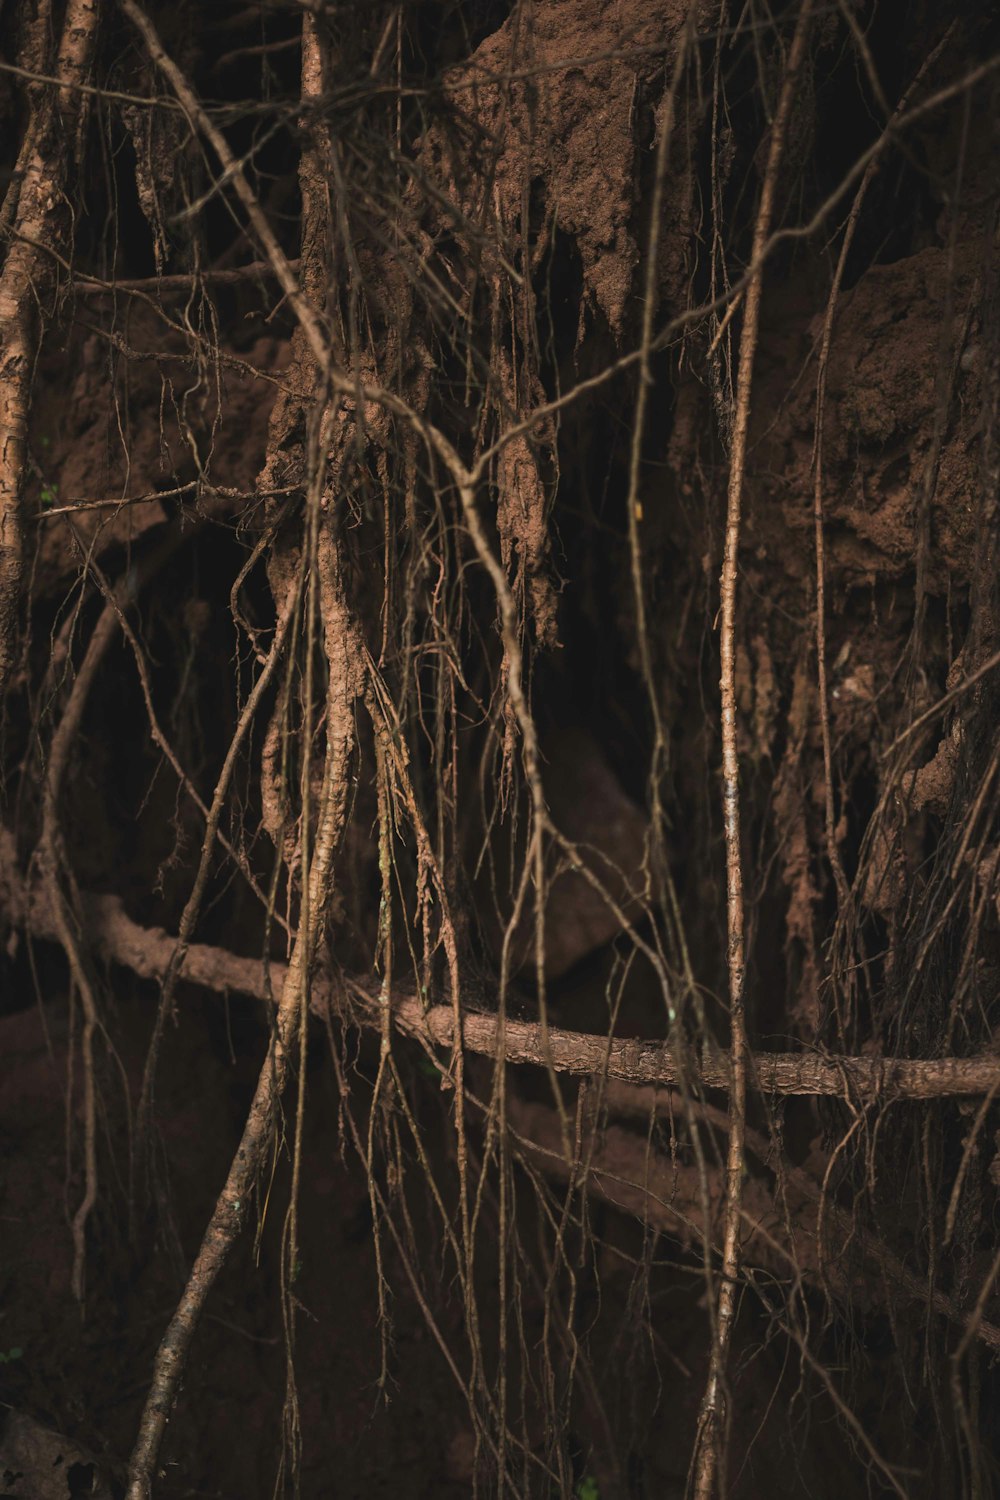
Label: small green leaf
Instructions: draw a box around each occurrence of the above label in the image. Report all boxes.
[0,1346,23,1363]
[576,1478,600,1500]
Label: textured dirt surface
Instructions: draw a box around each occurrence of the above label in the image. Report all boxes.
[444,0,700,334]
[29,312,289,598]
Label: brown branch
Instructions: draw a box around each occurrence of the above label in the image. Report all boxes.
[32,480,299,521]
[132,570,301,1140]
[117,0,480,505]
[0,0,100,697]
[5,848,998,1104]
[6,847,1000,1361]
[392,999,1000,1101]
[70,257,300,295]
[490,1083,1000,1464]
[699,5,815,1495]
[123,544,362,1500]
[0,54,182,110]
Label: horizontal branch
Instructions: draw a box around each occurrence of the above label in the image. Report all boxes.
[71,257,299,296]
[3,839,997,1101]
[6,837,999,1352]
[395,1003,1000,1099]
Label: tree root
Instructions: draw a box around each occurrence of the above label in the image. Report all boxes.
[4,841,999,1106]
[4,839,999,1363]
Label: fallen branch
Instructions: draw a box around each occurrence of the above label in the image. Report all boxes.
[6,842,1000,1353]
[4,841,998,1102]
[71,257,300,295]
[390,997,1000,1101]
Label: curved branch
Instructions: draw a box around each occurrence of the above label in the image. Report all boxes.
[5,851,997,1105]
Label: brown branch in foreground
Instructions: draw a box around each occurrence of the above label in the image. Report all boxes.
[122,544,362,1499]
[389,995,1000,1101]
[71,257,300,295]
[700,5,814,1494]
[5,846,998,1103]
[6,852,1000,1353]
[0,0,99,697]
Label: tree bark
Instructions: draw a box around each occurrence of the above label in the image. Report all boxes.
[0,0,99,696]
